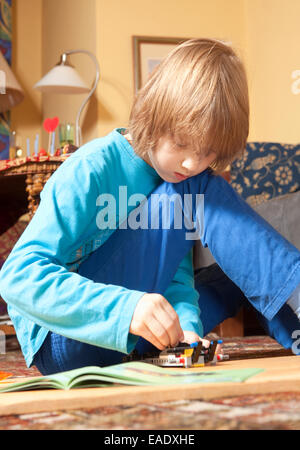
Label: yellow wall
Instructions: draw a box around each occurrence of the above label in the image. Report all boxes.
[11,0,300,151]
[41,0,98,147]
[245,0,300,143]
[97,0,300,144]
[96,0,246,137]
[12,0,98,151]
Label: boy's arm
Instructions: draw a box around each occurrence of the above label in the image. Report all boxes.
[0,156,144,354]
[163,249,204,338]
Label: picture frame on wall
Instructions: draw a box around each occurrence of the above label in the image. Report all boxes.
[132,36,188,94]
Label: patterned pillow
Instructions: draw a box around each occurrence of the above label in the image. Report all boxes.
[230,142,300,207]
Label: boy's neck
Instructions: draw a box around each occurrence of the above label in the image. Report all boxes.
[123,132,153,168]
[124,132,133,145]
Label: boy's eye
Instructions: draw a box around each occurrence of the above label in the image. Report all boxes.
[174,140,188,148]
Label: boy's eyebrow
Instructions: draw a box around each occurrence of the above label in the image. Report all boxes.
[189,139,210,155]
[171,132,215,156]
[172,134,190,144]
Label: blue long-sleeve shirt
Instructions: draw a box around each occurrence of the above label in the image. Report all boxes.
[0,129,202,367]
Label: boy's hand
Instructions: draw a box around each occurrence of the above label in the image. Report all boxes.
[182,330,211,349]
[182,331,224,355]
[129,293,184,350]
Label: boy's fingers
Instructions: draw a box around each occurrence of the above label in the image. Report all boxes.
[200,338,211,348]
[146,315,171,348]
[216,343,223,354]
[158,302,184,345]
[130,293,184,349]
[143,323,168,350]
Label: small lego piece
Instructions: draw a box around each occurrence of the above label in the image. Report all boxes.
[217,354,229,361]
[123,340,225,368]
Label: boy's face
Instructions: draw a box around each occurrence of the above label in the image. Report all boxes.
[145,135,216,183]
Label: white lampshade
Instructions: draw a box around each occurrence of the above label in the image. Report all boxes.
[34,63,90,94]
[34,50,100,147]
[0,51,24,113]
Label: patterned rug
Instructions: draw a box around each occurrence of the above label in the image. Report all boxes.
[0,335,299,430]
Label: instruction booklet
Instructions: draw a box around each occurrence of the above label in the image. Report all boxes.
[0,361,263,392]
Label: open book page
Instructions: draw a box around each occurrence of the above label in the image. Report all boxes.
[0,362,264,392]
[98,362,263,385]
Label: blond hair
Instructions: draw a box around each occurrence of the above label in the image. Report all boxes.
[128,38,249,173]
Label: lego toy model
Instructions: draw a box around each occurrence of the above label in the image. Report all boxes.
[123,340,228,368]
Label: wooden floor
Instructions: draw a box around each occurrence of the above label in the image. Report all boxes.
[0,355,299,417]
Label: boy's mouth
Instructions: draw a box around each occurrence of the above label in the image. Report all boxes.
[174,172,189,181]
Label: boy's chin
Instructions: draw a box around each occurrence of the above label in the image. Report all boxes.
[154,168,186,183]
[160,173,183,183]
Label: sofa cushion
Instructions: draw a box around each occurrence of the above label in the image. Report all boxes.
[254,190,300,250]
[230,142,300,207]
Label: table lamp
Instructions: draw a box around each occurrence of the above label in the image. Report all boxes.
[34,49,100,147]
[0,51,24,113]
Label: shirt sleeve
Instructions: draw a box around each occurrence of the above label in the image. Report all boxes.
[0,156,143,354]
[163,249,203,337]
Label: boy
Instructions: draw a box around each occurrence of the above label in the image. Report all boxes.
[0,39,299,374]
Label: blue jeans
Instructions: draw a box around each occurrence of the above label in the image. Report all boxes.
[33,170,300,375]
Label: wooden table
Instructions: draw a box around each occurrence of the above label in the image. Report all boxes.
[0,355,298,416]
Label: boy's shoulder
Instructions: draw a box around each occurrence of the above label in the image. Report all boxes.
[41,129,128,195]
[68,128,126,164]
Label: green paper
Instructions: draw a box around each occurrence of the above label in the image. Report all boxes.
[0,362,264,392]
